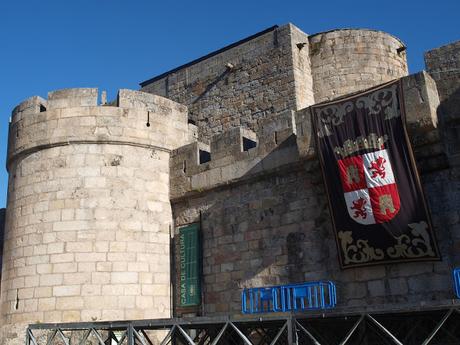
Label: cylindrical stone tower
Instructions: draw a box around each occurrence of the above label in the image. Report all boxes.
[0,88,190,344]
[309,29,409,102]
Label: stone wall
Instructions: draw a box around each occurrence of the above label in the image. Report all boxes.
[0,209,5,287]
[425,41,460,264]
[140,24,315,143]
[425,40,460,167]
[425,40,460,101]
[0,89,190,345]
[141,25,409,142]
[170,72,459,316]
[1,22,459,344]
[309,29,409,103]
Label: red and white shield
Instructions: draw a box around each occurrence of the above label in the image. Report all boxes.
[337,149,400,225]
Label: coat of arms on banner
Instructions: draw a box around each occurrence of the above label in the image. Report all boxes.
[311,80,440,268]
[339,148,400,225]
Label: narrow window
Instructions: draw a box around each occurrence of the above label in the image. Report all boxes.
[243,137,257,151]
[199,150,211,164]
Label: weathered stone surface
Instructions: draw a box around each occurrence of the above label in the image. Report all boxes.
[141,24,315,142]
[169,52,458,316]
[1,23,460,345]
[309,29,408,103]
[425,40,460,102]
[1,88,189,343]
[425,40,460,166]
[169,69,445,198]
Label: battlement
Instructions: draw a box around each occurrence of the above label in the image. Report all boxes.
[2,88,192,330]
[170,71,441,199]
[170,109,305,197]
[8,88,192,170]
[2,25,459,341]
[11,88,187,119]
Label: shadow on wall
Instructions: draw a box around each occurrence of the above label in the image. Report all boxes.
[438,86,460,166]
[432,85,460,268]
[182,133,336,314]
[173,96,459,316]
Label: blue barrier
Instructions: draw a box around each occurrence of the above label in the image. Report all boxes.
[242,281,337,314]
[454,268,460,298]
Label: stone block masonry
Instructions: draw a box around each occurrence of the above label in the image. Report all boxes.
[425,40,460,101]
[309,29,408,102]
[141,24,314,143]
[170,72,441,198]
[171,71,460,316]
[1,22,459,345]
[0,209,5,286]
[141,25,408,144]
[425,41,460,167]
[0,88,191,344]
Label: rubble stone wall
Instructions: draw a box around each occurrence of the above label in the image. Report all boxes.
[425,41,460,167]
[140,24,315,142]
[141,25,409,141]
[171,72,459,316]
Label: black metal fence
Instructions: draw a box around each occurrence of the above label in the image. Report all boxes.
[26,307,460,345]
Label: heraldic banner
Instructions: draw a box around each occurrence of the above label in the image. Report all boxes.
[311,80,440,268]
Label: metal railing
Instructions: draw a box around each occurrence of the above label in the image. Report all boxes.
[26,307,460,345]
[241,281,337,314]
[453,268,460,298]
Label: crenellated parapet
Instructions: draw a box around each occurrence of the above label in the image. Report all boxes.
[170,108,310,199]
[1,88,193,341]
[8,88,191,170]
[170,72,442,200]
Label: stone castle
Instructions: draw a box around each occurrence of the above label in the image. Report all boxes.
[0,23,459,343]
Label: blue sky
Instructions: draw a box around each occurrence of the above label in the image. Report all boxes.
[0,0,458,207]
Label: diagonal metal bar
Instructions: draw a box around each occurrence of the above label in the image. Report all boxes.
[57,329,70,345]
[132,328,148,345]
[366,315,403,345]
[140,330,155,345]
[45,329,58,345]
[159,326,176,345]
[78,329,92,345]
[176,325,196,345]
[196,329,211,345]
[90,328,107,345]
[339,315,365,345]
[421,308,454,345]
[105,331,117,345]
[269,322,288,345]
[27,329,38,345]
[295,320,321,345]
[210,323,229,345]
[229,322,253,345]
[117,331,128,345]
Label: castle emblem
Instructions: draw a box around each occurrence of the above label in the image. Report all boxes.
[338,148,400,225]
